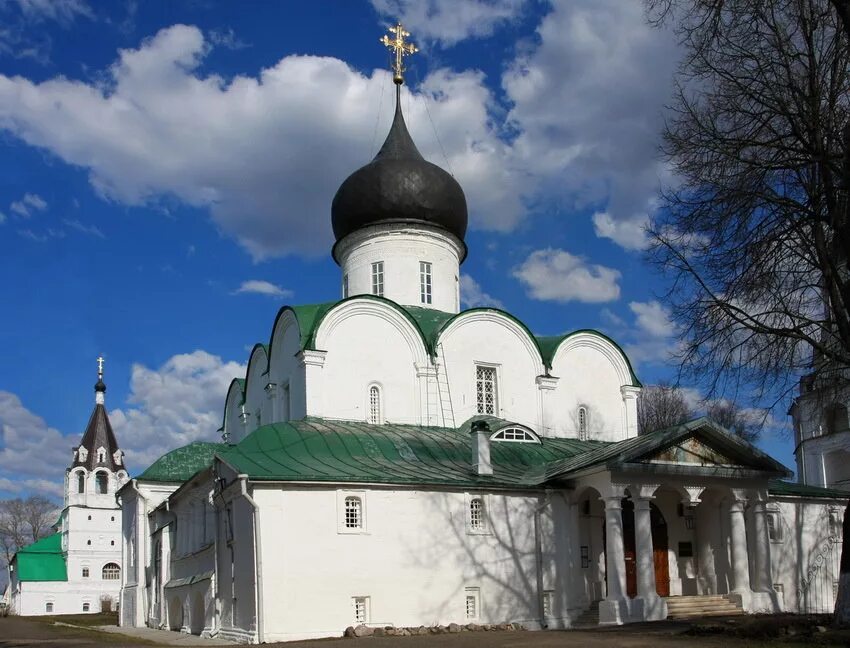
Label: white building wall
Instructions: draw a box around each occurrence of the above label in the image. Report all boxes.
[439,313,542,430]
[268,309,303,423]
[252,484,573,643]
[335,225,464,314]
[769,496,844,613]
[547,336,636,441]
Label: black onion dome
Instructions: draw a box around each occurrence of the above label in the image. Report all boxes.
[95,378,106,393]
[332,93,468,249]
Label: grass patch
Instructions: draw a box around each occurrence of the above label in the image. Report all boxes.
[42,611,119,627]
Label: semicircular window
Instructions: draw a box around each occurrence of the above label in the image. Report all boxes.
[490,427,540,443]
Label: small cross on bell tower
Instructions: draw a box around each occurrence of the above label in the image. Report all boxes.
[381,23,417,85]
[95,356,106,405]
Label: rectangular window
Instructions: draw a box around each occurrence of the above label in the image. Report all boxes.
[542,590,553,617]
[371,261,384,297]
[475,365,498,415]
[580,545,590,569]
[419,261,432,304]
[345,496,362,529]
[767,512,783,542]
[46,602,54,613]
[83,602,90,612]
[464,587,480,620]
[678,541,693,557]
[82,567,89,578]
[353,596,369,624]
[343,274,349,298]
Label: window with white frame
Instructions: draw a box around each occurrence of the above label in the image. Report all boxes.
[345,496,362,529]
[830,510,843,539]
[419,261,432,304]
[343,274,349,299]
[77,472,85,493]
[464,587,480,621]
[83,602,90,612]
[578,406,588,441]
[368,385,382,424]
[82,567,89,578]
[353,596,369,624]
[469,497,485,531]
[543,590,554,617]
[97,448,106,463]
[475,365,498,415]
[490,427,540,443]
[102,563,120,580]
[95,472,108,494]
[371,261,384,296]
[46,602,53,613]
[766,510,783,542]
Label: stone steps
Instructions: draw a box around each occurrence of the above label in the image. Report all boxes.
[571,601,600,628]
[665,595,744,619]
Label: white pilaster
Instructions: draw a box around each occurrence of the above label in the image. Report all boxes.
[536,375,558,437]
[297,350,327,417]
[620,386,640,439]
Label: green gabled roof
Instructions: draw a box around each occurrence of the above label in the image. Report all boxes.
[13,533,67,582]
[288,301,339,350]
[218,417,605,488]
[535,330,642,386]
[530,417,792,484]
[138,441,227,482]
[768,480,848,500]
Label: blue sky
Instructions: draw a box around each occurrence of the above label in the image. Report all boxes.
[0,0,794,501]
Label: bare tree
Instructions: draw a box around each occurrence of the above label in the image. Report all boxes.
[705,400,760,443]
[637,383,695,434]
[0,496,57,579]
[645,0,850,624]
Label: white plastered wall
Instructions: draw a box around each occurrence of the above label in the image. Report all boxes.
[335,224,464,314]
[252,484,578,642]
[268,309,303,423]
[243,346,269,433]
[547,334,638,441]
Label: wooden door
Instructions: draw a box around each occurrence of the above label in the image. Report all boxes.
[651,504,670,597]
[622,500,637,597]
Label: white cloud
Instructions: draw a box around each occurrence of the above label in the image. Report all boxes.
[109,351,245,470]
[502,0,679,249]
[629,300,675,338]
[460,274,504,309]
[0,25,521,260]
[233,280,293,298]
[592,211,649,250]
[13,0,93,24]
[371,0,528,46]
[207,27,249,51]
[63,218,104,238]
[513,248,620,303]
[9,192,47,218]
[0,391,75,499]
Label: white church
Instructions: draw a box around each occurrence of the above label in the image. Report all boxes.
[7,23,841,642]
[7,362,127,616]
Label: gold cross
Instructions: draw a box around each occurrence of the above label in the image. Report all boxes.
[380,23,417,85]
[97,356,104,378]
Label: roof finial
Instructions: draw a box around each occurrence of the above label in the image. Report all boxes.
[95,356,106,405]
[381,23,417,86]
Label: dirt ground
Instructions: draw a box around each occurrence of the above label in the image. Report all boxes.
[1,614,846,648]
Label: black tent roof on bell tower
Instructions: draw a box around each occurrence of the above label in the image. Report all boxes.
[72,372,121,472]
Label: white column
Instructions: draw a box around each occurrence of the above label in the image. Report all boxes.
[568,500,587,609]
[633,498,657,600]
[728,499,752,595]
[751,500,773,593]
[604,497,627,601]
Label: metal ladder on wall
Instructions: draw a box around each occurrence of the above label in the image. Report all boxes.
[435,344,456,428]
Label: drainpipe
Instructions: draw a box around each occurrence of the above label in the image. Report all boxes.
[238,475,264,643]
[534,490,552,629]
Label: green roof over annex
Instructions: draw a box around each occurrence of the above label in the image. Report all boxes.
[12,533,67,582]
[136,441,227,483]
[218,416,607,489]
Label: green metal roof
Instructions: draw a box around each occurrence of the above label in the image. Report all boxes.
[218,416,605,488]
[529,418,791,484]
[138,441,227,482]
[13,533,67,582]
[535,330,642,386]
[768,480,848,500]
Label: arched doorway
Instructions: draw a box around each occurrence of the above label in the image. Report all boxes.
[168,597,183,632]
[613,499,670,598]
[190,592,205,635]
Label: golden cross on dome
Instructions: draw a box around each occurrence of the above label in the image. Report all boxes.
[97,356,104,379]
[381,23,417,85]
